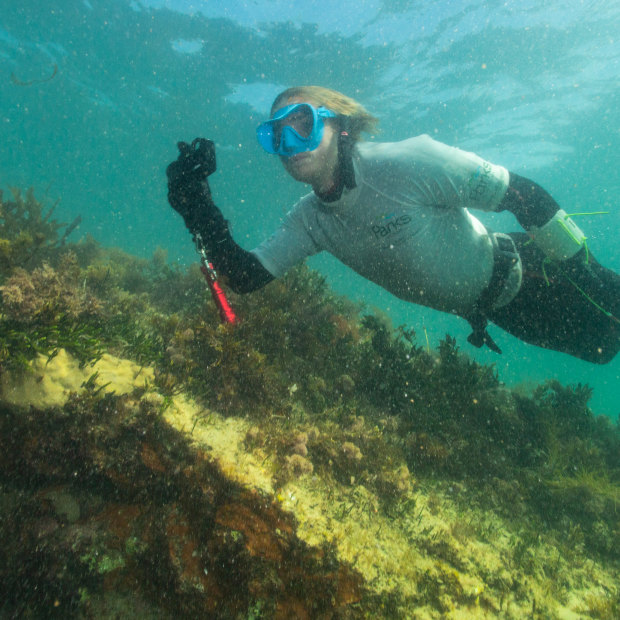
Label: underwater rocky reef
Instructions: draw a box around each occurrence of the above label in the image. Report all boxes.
[0,187,619,618]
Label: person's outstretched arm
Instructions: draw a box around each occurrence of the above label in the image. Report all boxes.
[166,138,274,294]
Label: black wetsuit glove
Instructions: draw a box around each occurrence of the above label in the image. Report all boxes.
[166,138,274,294]
[166,138,229,248]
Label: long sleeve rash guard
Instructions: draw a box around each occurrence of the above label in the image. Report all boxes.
[250,135,517,315]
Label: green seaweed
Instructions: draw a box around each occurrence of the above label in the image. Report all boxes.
[585,587,620,619]
[1,185,619,617]
[0,187,75,277]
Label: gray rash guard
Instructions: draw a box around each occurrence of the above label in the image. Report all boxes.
[252,135,515,315]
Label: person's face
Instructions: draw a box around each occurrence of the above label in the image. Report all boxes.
[275,98,339,192]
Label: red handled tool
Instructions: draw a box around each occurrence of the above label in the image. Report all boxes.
[195,235,237,324]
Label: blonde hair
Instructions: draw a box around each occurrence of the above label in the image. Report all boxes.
[271,86,379,141]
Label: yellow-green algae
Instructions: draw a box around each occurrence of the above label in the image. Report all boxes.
[2,349,618,618]
[0,187,619,618]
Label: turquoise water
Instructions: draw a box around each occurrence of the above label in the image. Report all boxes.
[1,0,618,414]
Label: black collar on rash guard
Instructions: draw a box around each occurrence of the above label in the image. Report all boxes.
[315,129,357,203]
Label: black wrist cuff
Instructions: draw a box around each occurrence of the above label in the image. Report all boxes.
[499,173,560,229]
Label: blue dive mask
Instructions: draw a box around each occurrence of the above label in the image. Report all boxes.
[256,103,337,157]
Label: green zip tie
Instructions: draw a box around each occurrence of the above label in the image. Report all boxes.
[565,211,610,217]
[557,218,586,246]
[541,240,590,281]
[565,275,620,324]
[541,257,551,286]
[551,209,617,321]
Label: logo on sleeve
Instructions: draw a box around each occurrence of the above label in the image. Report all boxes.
[468,161,493,200]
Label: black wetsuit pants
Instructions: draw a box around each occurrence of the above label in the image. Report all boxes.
[488,233,620,364]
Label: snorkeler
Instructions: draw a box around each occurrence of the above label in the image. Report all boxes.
[166,86,620,364]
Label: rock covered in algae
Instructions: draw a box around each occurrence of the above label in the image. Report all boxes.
[0,188,618,618]
[0,354,363,618]
[1,348,618,619]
